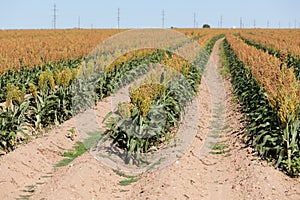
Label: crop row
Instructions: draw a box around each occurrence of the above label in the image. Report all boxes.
[0,29,222,103]
[0,48,164,152]
[236,31,300,79]
[0,29,124,73]
[102,34,224,164]
[224,34,300,176]
[0,31,223,151]
[236,29,300,57]
[0,29,225,74]
[0,32,224,164]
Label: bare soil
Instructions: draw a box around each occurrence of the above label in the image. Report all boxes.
[0,39,299,200]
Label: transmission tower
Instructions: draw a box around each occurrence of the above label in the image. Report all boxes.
[220,15,223,28]
[194,13,196,28]
[78,16,80,29]
[267,20,269,28]
[240,17,243,28]
[162,10,165,28]
[53,4,57,29]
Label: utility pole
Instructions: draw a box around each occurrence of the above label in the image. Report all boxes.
[117,8,120,29]
[162,9,165,28]
[220,15,223,28]
[240,17,242,28]
[53,4,57,29]
[193,13,196,28]
[78,16,80,29]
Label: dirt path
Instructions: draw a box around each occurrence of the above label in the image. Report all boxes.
[126,39,300,200]
[0,39,299,200]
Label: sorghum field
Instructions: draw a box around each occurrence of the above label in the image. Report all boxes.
[0,28,299,199]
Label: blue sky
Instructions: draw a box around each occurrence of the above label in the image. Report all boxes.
[0,0,299,29]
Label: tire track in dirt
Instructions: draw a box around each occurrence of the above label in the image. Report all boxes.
[0,119,77,199]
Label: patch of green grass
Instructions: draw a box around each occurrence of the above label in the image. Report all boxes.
[145,157,165,171]
[55,141,87,167]
[82,131,102,149]
[55,131,101,167]
[17,194,32,200]
[21,185,35,193]
[210,142,230,155]
[113,169,136,179]
[212,142,227,150]
[120,189,129,192]
[218,40,231,77]
[231,94,238,107]
[219,65,230,77]
[119,178,139,186]
[18,185,36,200]
[210,151,223,155]
[113,169,141,186]
[41,171,53,178]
